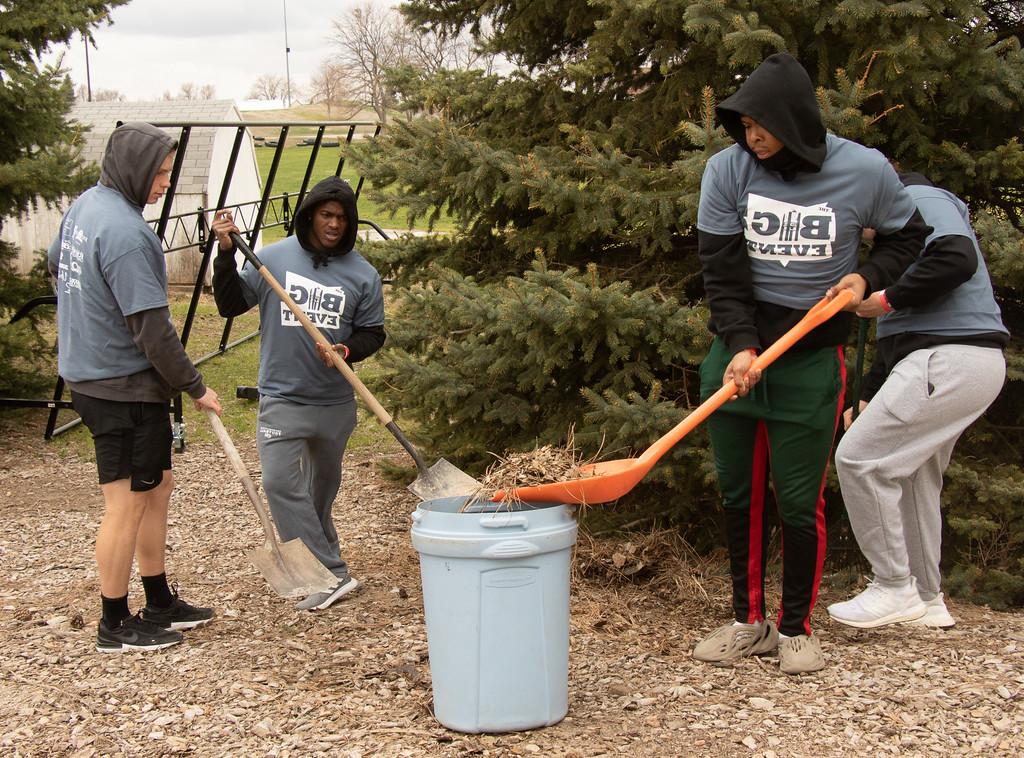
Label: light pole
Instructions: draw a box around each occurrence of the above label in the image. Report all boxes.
[282,0,292,107]
[83,31,92,102]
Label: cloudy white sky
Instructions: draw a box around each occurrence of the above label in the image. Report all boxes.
[46,0,368,103]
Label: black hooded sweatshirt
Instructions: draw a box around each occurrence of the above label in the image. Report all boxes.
[213,176,385,362]
[699,53,931,354]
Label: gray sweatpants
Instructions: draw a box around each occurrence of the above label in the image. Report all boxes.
[257,396,358,578]
[835,345,1005,598]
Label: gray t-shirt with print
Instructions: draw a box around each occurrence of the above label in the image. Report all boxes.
[698,134,917,309]
[238,236,385,405]
[47,184,170,382]
[877,185,1008,339]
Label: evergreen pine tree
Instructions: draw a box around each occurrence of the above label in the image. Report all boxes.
[0,1,127,393]
[352,2,1024,603]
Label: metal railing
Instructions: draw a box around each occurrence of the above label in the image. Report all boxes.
[2,119,388,444]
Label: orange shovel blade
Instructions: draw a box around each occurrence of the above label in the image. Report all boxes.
[491,291,853,506]
[490,457,647,505]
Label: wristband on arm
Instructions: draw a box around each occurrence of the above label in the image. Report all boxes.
[878,290,894,313]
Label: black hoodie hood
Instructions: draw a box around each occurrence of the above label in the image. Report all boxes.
[898,171,934,188]
[716,53,827,179]
[294,176,359,267]
[99,122,177,208]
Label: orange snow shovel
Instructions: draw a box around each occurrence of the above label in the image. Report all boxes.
[205,410,338,597]
[491,291,854,505]
[228,232,482,502]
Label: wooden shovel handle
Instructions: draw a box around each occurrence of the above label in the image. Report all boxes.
[205,409,278,546]
[228,232,393,426]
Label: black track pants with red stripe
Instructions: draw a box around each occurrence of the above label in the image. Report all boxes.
[700,338,845,637]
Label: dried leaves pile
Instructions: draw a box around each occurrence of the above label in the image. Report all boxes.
[573,529,726,610]
[464,429,594,510]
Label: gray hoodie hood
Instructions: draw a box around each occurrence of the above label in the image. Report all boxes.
[99,122,177,208]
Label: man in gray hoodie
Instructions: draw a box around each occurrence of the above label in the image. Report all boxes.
[212,176,385,612]
[48,122,222,653]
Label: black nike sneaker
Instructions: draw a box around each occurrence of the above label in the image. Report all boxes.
[96,613,183,653]
[141,588,214,631]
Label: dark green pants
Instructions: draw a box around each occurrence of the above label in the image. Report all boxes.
[699,337,845,636]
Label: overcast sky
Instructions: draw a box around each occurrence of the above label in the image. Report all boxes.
[45,0,368,103]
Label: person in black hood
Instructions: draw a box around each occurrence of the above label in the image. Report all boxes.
[211,176,385,612]
[47,121,222,652]
[293,175,361,267]
[692,53,930,674]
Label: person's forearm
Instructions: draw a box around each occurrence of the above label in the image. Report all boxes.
[859,335,902,401]
[859,357,886,402]
[344,325,386,363]
[212,248,251,317]
[884,235,977,310]
[699,230,759,353]
[856,209,931,294]
[125,308,206,398]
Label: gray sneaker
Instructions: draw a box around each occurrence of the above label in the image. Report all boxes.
[294,576,360,611]
[778,633,825,675]
[693,620,779,663]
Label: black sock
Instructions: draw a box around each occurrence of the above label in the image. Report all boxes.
[141,573,174,609]
[101,594,130,628]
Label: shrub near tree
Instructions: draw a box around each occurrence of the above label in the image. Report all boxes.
[348,2,1024,606]
[0,1,128,394]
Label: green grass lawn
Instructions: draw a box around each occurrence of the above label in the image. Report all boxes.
[254,145,456,241]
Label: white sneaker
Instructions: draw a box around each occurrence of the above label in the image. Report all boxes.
[904,593,956,629]
[827,578,926,629]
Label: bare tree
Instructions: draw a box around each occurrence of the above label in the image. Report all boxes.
[405,25,495,76]
[328,4,499,121]
[248,74,287,101]
[75,85,125,102]
[308,59,361,118]
[166,82,217,100]
[329,3,411,124]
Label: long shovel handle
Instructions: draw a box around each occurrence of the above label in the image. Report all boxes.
[851,317,869,421]
[639,291,853,465]
[228,232,431,475]
[230,232,392,424]
[750,289,853,372]
[205,409,281,548]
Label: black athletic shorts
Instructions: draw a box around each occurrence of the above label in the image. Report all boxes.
[70,391,172,492]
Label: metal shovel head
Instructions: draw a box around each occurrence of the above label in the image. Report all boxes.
[247,539,339,599]
[408,457,483,502]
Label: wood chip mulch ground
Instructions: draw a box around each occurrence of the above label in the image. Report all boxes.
[0,417,1021,757]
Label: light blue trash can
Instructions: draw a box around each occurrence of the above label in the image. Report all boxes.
[411,495,577,733]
